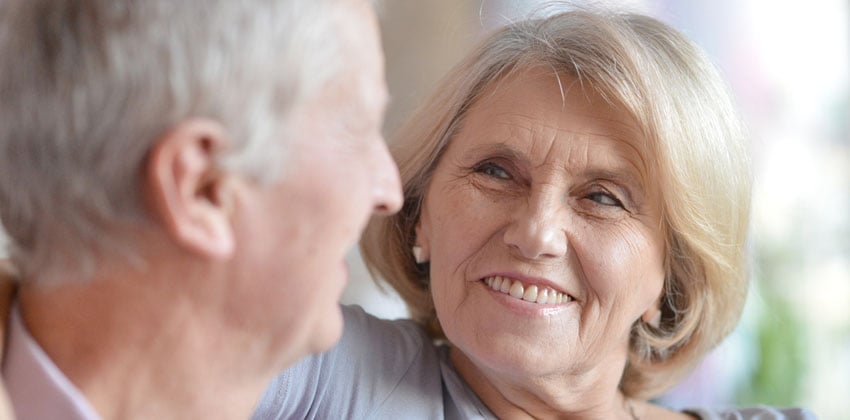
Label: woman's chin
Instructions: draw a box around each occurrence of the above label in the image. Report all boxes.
[454,331,579,380]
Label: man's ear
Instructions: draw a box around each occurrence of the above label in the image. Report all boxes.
[144,118,235,259]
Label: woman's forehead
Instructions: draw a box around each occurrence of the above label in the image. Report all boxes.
[454,67,652,177]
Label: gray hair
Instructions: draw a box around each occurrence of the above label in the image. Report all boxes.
[0,0,344,284]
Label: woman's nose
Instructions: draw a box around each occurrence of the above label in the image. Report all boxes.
[371,139,403,216]
[502,193,568,260]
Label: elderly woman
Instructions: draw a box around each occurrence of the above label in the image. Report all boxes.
[253,7,813,420]
[364,8,752,419]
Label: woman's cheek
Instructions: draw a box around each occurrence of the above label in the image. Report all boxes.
[580,226,664,312]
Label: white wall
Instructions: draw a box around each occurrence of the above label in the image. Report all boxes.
[340,249,408,320]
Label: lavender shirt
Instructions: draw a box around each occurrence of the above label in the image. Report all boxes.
[251,305,817,420]
[0,302,816,420]
[2,303,100,420]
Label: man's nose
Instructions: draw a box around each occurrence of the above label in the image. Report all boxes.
[371,140,403,216]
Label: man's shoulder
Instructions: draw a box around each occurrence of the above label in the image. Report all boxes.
[2,301,99,420]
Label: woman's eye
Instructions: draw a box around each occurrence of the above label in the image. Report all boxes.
[475,162,511,180]
[587,191,624,208]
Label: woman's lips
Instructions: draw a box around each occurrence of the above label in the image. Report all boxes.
[482,275,574,305]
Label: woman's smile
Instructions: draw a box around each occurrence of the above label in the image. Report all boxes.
[480,276,577,318]
[483,275,574,306]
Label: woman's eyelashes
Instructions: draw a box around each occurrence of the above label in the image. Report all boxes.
[581,184,636,216]
[586,190,625,208]
[470,159,632,212]
[473,161,512,180]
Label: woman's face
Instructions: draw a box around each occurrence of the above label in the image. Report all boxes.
[416,68,666,380]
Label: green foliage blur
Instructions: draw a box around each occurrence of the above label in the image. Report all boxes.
[738,245,808,405]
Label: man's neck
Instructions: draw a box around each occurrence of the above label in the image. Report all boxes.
[17,270,274,420]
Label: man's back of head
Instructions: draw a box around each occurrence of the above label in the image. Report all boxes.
[0,0,341,285]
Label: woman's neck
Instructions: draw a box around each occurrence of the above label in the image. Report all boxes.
[449,346,637,420]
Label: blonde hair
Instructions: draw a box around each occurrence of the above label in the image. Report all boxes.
[362,8,751,398]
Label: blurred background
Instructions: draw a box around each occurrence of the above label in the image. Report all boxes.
[0,0,846,418]
[342,1,850,418]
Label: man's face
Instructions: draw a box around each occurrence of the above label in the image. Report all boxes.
[226,0,401,367]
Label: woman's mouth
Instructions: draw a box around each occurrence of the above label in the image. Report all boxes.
[482,276,574,305]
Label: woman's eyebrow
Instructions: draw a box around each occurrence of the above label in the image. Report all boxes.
[581,167,642,187]
[462,142,526,162]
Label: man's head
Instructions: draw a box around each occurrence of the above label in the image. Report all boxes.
[0,0,400,359]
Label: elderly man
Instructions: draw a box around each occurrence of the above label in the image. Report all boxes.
[0,0,401,418]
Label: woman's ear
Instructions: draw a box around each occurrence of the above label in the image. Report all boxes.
[144,118,235,260]
[641,293,663,328]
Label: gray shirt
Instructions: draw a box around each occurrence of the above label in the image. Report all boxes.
[251,305,816,420]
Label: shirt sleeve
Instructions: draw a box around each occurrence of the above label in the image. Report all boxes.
[250,305,445,419]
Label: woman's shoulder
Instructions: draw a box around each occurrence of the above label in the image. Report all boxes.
[683,405,817,420]
[340,304,433,354]
[251,305,446,419]
[633,400,816,420]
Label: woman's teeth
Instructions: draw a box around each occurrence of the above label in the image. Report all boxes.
[483,276,573,305]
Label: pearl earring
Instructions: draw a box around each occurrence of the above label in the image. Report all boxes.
[644,311,661,328]
[412,246,426,264]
